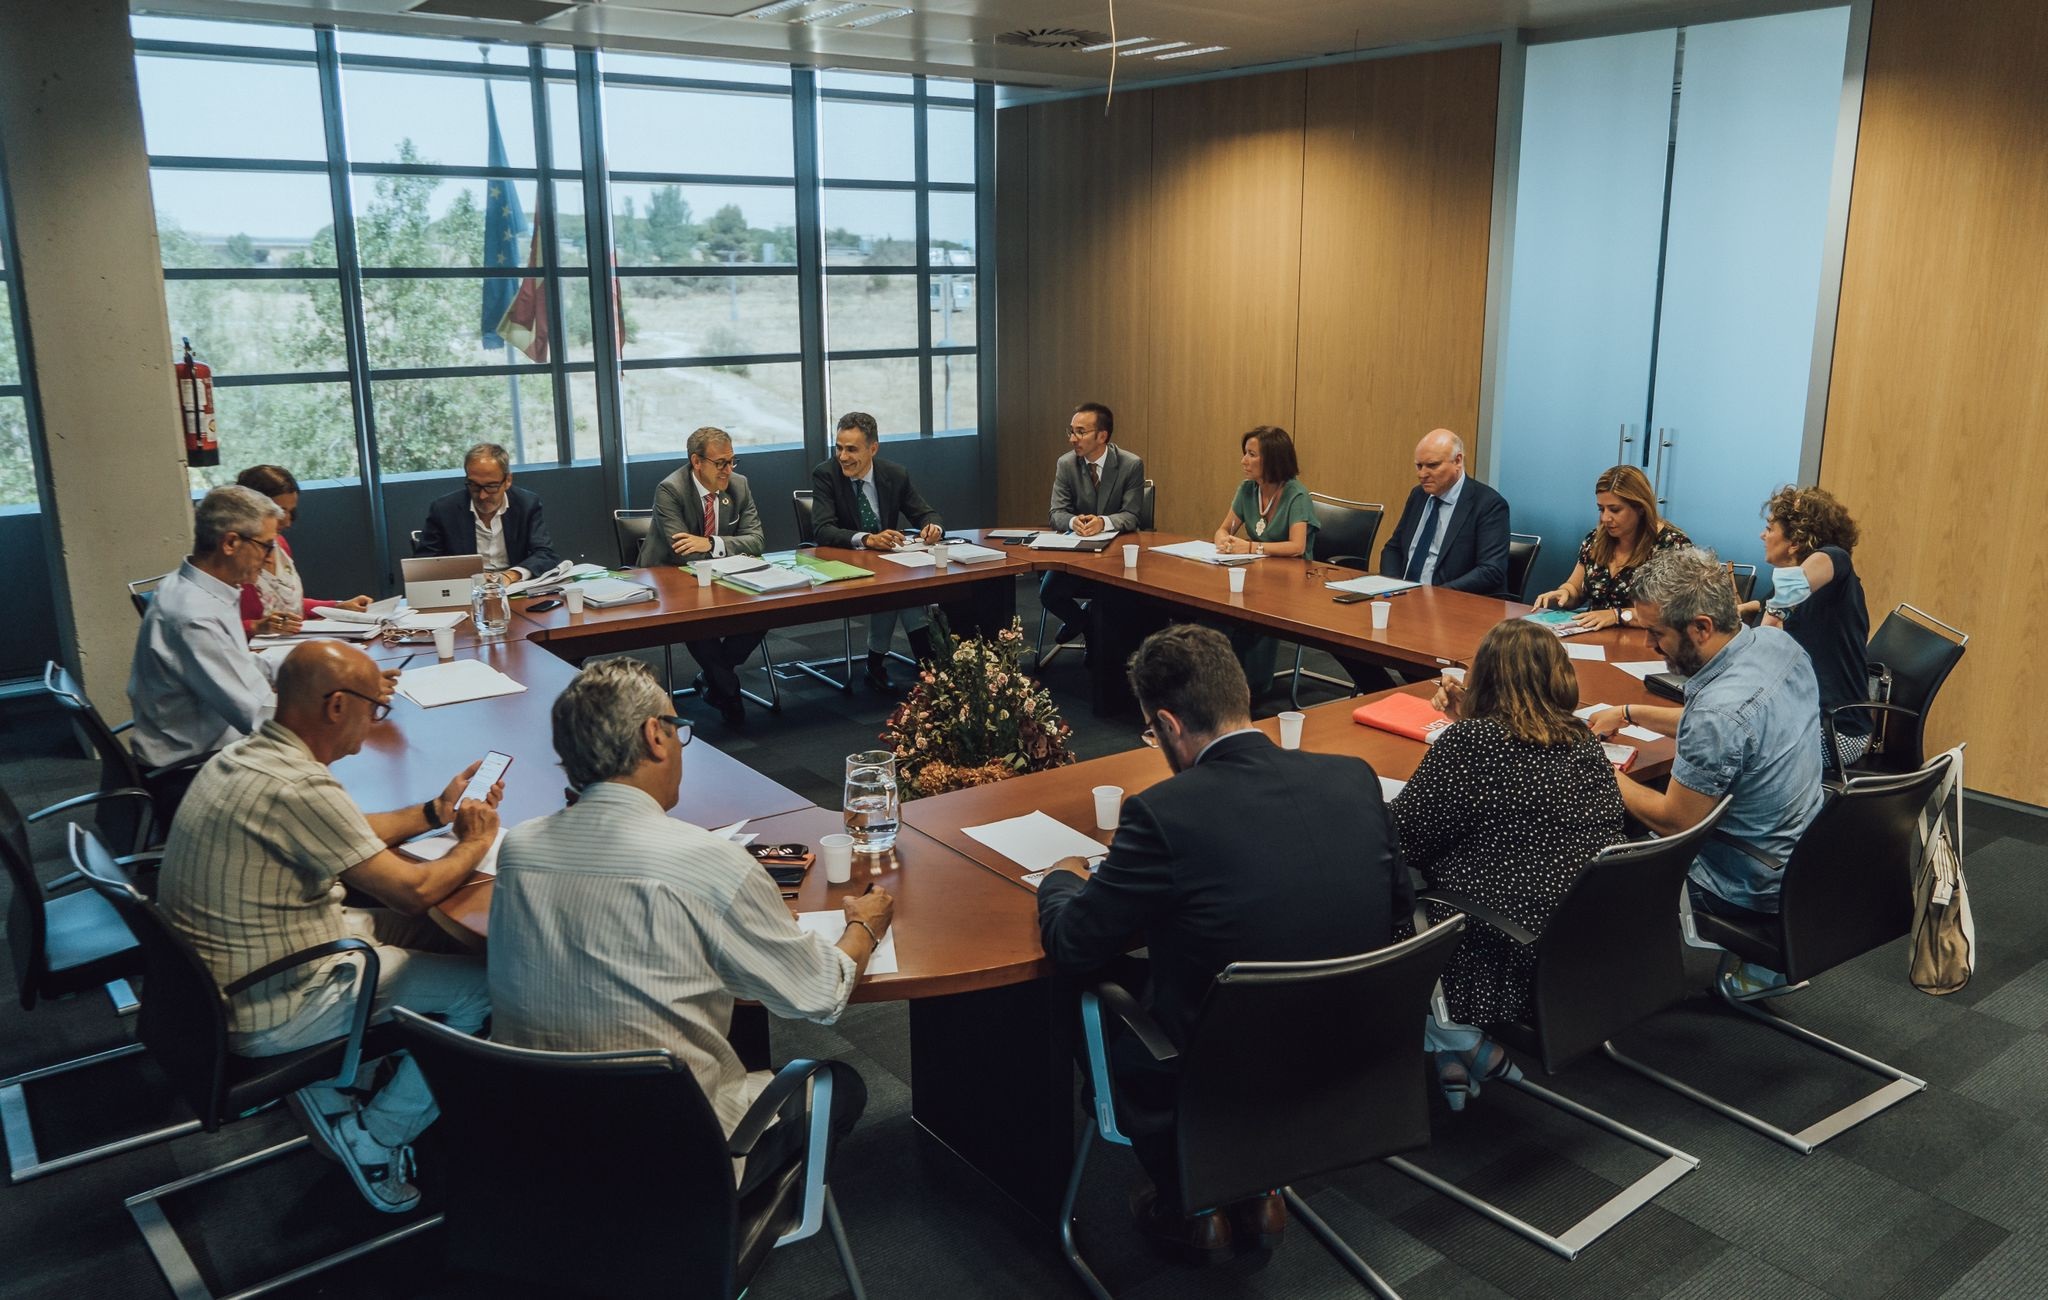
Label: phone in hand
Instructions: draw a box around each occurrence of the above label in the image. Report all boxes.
[459,751,514,806]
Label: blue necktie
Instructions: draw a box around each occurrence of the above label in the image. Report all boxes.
[1405,494,1441,583]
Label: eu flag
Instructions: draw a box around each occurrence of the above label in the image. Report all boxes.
[481,83,527,349]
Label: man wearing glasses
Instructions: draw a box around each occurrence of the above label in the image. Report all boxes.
[128,486,291,798]
[158,641,500,1215]
[1040,401,1146,649]
[414,441,559,581]
[641,426,767,727]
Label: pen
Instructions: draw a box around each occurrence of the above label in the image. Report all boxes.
[862,882,877,895]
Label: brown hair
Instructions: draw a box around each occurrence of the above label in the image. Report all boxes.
[1240,425,1299,486]
[1126,624,1251,736]
[1763,485,1860,558]
[1462,619,1589,748]
[1586,464,1671,574]
[235,464,300,499]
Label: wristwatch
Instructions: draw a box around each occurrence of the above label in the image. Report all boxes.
[1618,608,1634,624]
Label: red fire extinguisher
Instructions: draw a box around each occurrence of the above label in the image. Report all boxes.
[176,337,220,468]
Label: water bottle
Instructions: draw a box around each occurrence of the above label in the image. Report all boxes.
[843,749,899,854]
[471,572,511,638]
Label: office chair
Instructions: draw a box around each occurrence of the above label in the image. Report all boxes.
[1855,604,1968,773]
[773,490,859,693]
[1275,496,1386,704]
[40,662,200,845]
[1505,533,1542,603]
[613,507,781,712]
[127,573,172,617]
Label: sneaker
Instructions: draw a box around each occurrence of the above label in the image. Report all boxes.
[1717,952,1792,1003]
[284,1089,353,1166]
[334,1114,423,1214]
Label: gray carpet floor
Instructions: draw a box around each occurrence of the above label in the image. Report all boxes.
[2,579,2044,1299]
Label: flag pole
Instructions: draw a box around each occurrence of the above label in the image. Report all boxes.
[507,341,526,463]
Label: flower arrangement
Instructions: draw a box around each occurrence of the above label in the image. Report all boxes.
[880,613,1076,798]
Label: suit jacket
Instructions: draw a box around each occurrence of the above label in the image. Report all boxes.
[416,485,560,576]
[640,468,765,566]
[1379,476,1511,597]
[1049,443,1147,533]
[1036,732,1411,1049]
[808,457,941,550]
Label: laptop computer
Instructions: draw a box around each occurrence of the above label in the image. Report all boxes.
[401,555,487,609]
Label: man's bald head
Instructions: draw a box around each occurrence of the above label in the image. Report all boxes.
[274,642,388,765]
[1413,428,1467,496]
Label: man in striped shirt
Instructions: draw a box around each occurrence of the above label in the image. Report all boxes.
[157,640,501,1214]
[488,658,895,1180]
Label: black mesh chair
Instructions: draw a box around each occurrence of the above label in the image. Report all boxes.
[1389,799,1731,1259]
[774,489,859,692]
[615,508,782,711]
[1275,496,1387,704]
[1062,921,1464,1299]
[66,826,435,1296]
[1855,603,1967,774]
[1606,754,1953,1153]
[40,662,198,847]
[127,573,172,617]
[392,1009,868,1298]
[1035,479,1160,670]
[1505,532,1542,603]
[0,788,199,1181]
[612,507,654,567]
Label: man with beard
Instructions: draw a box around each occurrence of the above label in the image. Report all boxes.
[1618,546,1823,999]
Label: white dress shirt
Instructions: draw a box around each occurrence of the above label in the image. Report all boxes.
[694,471,729,559]
[470,502,517,576]
[1070,447,1111,530]
[1416,472,1466,586]
[126,559,277,768]
[488,782,858,1138]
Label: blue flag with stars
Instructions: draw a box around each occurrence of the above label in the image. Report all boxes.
[482,83,526,349]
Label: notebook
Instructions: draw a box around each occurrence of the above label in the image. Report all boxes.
[1352,693,1453,744]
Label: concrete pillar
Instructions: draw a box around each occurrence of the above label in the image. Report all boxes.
[0,0,191,718]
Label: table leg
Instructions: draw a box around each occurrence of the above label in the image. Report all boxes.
[909,978,1075,1224]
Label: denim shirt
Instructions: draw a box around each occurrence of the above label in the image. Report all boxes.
[1674,624,1825,912]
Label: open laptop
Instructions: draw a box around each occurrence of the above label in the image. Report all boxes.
[401,555,487,609]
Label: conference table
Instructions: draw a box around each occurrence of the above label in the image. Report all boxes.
[317,528,1678,1219]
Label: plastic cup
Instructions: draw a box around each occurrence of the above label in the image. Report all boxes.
[1370,600,1392,629]
[696,566,714,588]
[1227,567,1247,594]
[931,542,951,567]
[563,585,585,615]
[1121,544,1139,569]
[432,627,455,659]
[1441,666,1466,686]
[821,833,854,884]
[1277,711,1305,750]
[1092,785,1123,832]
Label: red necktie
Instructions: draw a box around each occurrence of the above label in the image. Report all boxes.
[703,492,718,537]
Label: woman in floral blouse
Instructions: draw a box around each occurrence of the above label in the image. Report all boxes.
[1531,464,1689,631]
[234,464,371,638]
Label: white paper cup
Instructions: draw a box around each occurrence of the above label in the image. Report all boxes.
[821,833,854,884]
[1370,600,1392,629]
[432,627,455,659]
[1092,784,1123,832]
[931,542,951,567]
[1121,543,1139,569]
[1227,567,1247,594]
[564,585,585,615]
[696,566,714,588]
[1277,711,1305,750]
[1441,666,1466,686]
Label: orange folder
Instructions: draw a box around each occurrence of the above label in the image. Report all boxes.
[1352,693,1453,743]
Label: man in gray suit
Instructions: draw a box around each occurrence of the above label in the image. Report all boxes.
[641,426,766,726]
[1040,402,1146,645]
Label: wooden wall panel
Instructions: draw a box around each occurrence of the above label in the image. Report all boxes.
[1295,46,1500,512]
[1142,73,1306,535]
[1820,0,2048,803]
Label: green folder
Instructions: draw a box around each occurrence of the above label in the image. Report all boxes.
[789,553,874,583]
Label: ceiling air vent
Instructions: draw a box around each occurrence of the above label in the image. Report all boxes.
[408,0,580,22]
[995,28,1109,50]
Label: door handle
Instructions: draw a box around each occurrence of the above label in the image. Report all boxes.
[1616,423,1638,466]
[1653,428,1674,506]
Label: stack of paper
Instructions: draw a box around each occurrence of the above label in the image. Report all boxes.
[318,596,406,625]
[396,659,527,708]
[505,561,607,596]
[392,610,468,632]
[797,912,899,974]
[579,577,658,606]
[962,810,1109,875]
[250,620,379,648]
[1326,575,1419,597]
[1149,539,1258,566]
[941,542,1007,564]
[405,826,508,875]
[693,555,776,577]
[711,561,812,593]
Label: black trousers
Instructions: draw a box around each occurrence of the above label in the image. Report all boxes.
[686,632,765,699]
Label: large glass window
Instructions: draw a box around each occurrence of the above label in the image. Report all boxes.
[0,199,36,509]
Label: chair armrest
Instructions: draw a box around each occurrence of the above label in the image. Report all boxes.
[225,938,381,1090]
[1708,828,1785,872]
[113,849,165,872]
[143,753,211,783]
[734,1057,860,1250]
[1416,890,1537,946]
[1078,981,1176,1152]
[1094,979,1177,1065]
[26,787,154,825]
[111,720,135,736]
[729,1057,843,1159]
[1824,701,1921,780]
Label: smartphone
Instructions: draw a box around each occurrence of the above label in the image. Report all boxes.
[459,751,514,805]
[526,598,563,612]
[1333,591,1376,605]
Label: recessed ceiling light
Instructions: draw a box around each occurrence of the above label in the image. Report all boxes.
[1153,44,1228,60]
[1120,41,1189,56]
[1080,35,1153,52]
[797,2,869,22]
[842,6,913,28]
[739,0,813,18]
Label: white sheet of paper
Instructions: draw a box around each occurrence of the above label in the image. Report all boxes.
[711,819,748,840]
[1614,659,1668,680]
[796,911,899,975]
[318,596,406,625]
[1564,642,1607,661]
[1573,703,1609,720]
[878,550,937,569]
[1028,532,1084,550]
[391,610,468,632]
[396,659,527,708]
[405,827,507,875]
[941,542,1010,564]
[1326,575,1421,597]
[1379,776,1407,802]
[1620,724,1663,742]
[962,810,1109,874]
[1148,539,1257,566]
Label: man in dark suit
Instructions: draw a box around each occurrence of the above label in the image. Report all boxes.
[641,426,766,726]
[809,411,942,695]
[1378,428,1511,597]
[414,441,559,580]
[1039,401,1147,646]
[1037,624,1410,1258]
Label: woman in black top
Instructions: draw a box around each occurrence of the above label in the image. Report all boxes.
[1391,620,1627,1110]
[1751,485,1872,769]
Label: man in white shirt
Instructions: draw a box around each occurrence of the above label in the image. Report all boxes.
[414,442,560,580]
[489,657,895,1181]
[127,486,284,780]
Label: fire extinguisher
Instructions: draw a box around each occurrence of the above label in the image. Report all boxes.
[176,337,220,468]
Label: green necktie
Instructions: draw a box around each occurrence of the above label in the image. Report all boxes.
[856,479,882,533]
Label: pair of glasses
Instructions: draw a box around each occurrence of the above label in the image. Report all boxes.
[655,714,694,748]
[328,688,392,722]
[1140,727,1159,749]
[236,533,279,558]
[465,477,509,496]
[697,456,739,472]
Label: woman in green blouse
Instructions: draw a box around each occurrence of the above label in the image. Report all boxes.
[1211,425,1318,694]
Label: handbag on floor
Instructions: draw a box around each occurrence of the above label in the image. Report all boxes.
[1909,745,1974,996]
